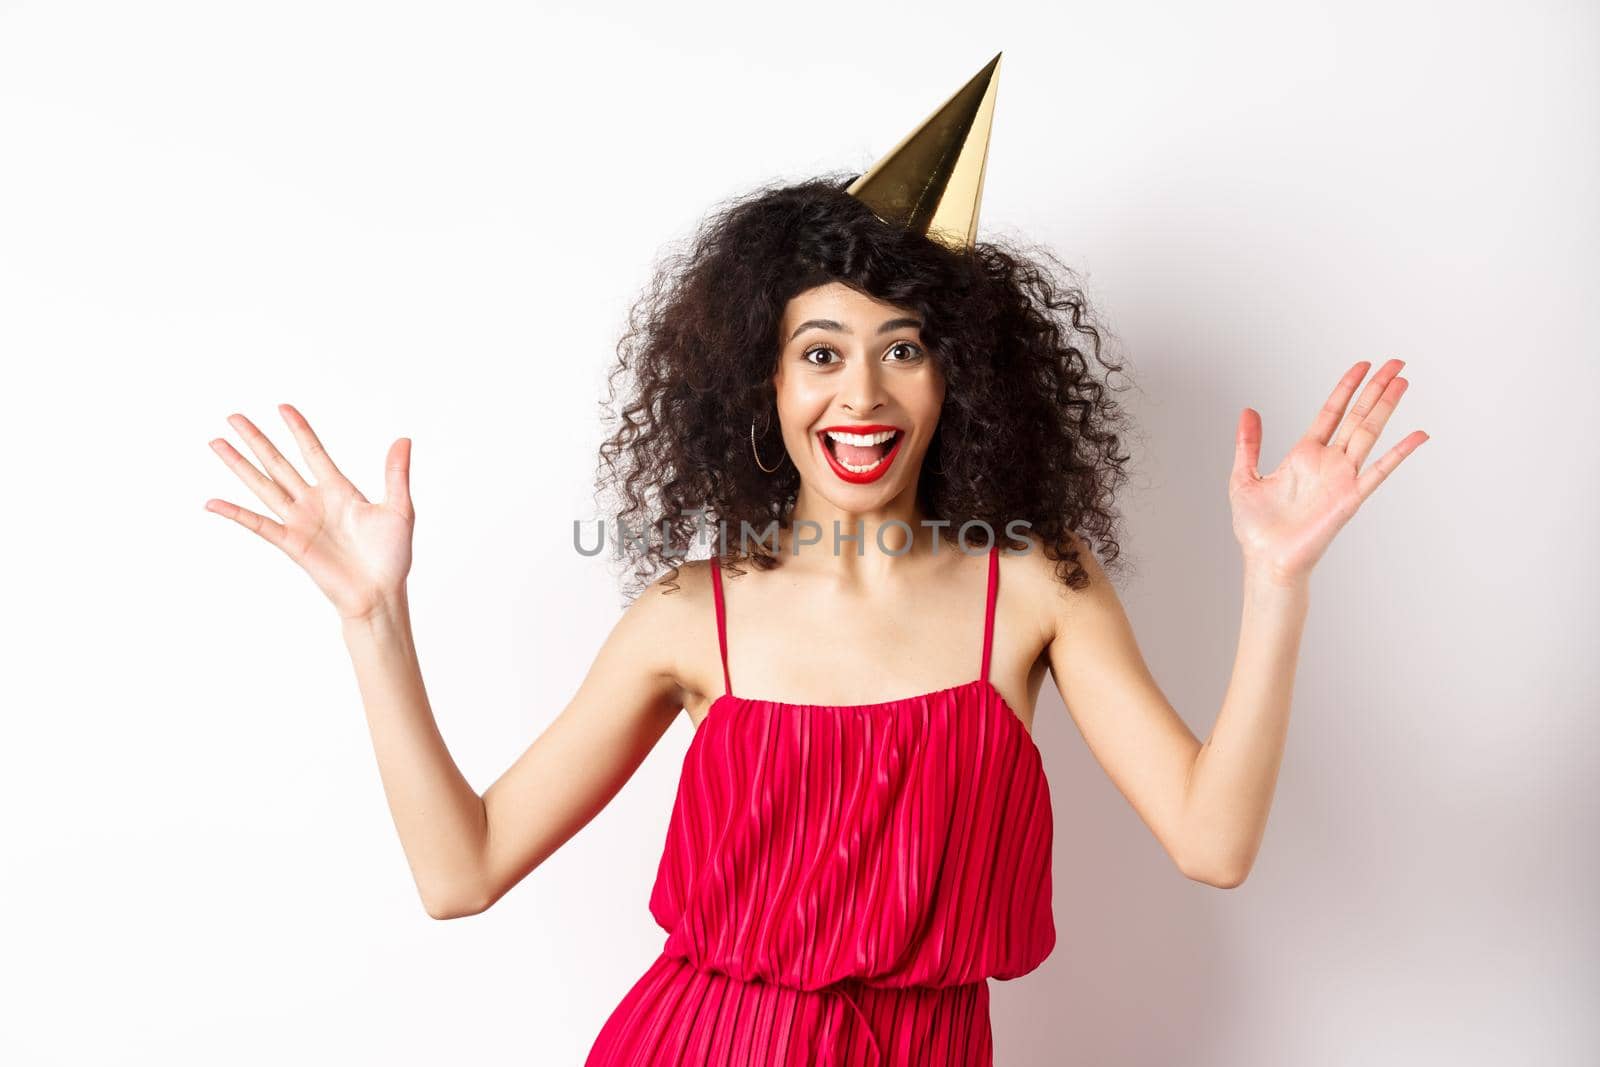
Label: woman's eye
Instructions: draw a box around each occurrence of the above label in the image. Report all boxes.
[803,342,921,366]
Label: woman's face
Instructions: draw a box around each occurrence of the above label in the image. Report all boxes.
[771,281,946,512]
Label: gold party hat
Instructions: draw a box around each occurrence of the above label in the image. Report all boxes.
[846,52,1003,251]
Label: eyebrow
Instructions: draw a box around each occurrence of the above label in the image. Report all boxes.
[787,316,923,343]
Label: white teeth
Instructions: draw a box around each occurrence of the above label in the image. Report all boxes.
[821,428,900,474]
[825,429,898,446]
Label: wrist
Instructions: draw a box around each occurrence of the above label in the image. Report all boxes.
[341,586,410,630]
[1242,558,1309,593]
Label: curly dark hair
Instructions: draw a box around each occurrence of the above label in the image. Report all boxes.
[593,173,1137,601]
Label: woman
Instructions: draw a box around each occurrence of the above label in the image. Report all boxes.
[203,60,1426,1067]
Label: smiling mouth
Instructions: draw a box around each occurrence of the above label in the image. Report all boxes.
[818,427,905,482]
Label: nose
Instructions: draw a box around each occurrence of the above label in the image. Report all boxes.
[839,357,887,417]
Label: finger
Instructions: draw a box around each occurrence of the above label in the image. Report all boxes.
[278,403,353,488]
[1304,361,1373,446]
[1345,375,1410,469]
[384,437,413,520]
[203,496,292,551]
[1355,429,1429,503]
[1230,407,1263,490]
[1332,358,1405,453]
[227,412,312,498]
[208,437,294,518]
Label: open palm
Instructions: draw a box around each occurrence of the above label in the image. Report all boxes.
[1230,359,1428,583]
[205,403,415,621]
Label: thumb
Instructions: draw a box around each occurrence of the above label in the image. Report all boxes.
[1231,407,1262,489]
[384,437,413,519]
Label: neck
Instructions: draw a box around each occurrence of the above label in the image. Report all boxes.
[780,480,938,563]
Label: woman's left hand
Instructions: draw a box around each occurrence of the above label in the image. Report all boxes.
[1229,358,1428,585]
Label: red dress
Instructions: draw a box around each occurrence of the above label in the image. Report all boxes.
[586,544,1054,1065]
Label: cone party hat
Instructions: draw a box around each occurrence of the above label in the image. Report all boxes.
[845,52,1002,251]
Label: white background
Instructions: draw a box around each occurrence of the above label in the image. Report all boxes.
[2,1,1595,1063]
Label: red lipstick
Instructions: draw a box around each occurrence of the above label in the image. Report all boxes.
[815,423,906,485]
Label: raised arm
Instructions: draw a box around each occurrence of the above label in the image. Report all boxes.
[456,574,693,916]
[1037,532,1305,888]
[205,403,694,920]
[1035,359,1426,888]
[338,575,688,918]
[1030,536,1216,883]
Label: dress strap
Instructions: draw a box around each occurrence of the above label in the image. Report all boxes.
[709,558,731,697]
[980,543,1000,684]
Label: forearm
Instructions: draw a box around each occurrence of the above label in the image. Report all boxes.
[341,588,488,917]
[1179,565,1310,885]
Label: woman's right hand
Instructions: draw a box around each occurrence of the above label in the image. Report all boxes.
[205,403,415,622]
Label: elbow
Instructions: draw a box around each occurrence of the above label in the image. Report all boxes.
[424,899,481,921]
[1176,846,1253,890]
[1187,863,1250,890]
[421,882,491,920]
[424,896,486,920]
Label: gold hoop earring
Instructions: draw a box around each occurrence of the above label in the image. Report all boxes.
[750,415,786,473]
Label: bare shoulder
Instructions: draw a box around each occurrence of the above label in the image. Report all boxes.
[616,558,722,712]
[1002,528,1117,642]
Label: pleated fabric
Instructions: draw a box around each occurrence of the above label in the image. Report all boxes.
[586,545,1054,1066]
